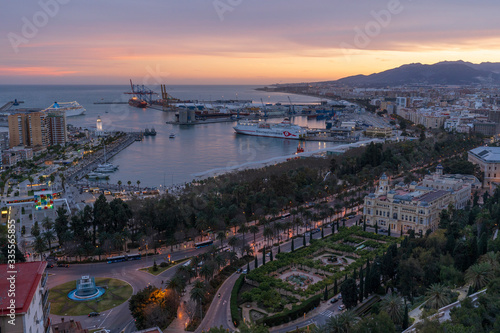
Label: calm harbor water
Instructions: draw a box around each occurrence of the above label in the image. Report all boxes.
[0,85,336,187]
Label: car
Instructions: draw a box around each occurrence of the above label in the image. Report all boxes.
[47,264,54,268]
[57,263,69,268]
[338,294,342,299]
[330,297,338,304]
[242,269,248,274]
[88,312,100,317]
[379,228,387,233]
[236,268,242,273]
[338,304,345,311]
[312,228,321,234]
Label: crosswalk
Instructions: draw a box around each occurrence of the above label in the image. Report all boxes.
[320,310,335,318]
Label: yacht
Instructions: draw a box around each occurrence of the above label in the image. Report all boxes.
[169,133,176,139]
[96,145,118,172]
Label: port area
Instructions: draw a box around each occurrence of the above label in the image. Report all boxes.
[64,132,142,182]
[166,113,290,125]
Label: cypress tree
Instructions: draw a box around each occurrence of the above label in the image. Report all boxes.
[387,224,391,236]
[247,261,250,273]
[270,249,273,261]
[303,234,306,247]
[324,285,328,301]
[291,238,295,252]
[254,255,258,268]
[352,268,357,280]
[375,222,378,234]
[334,278,338,295]
[359,267,364,302]
[262,247,266,265]
[342,219,345,227]
[364,260,370,298]
[400,228,403,237]
[363,219,366,231]
[310,231,313,242]
[278,244,281,254]
[321,227,324,239]
[402,304,409,330]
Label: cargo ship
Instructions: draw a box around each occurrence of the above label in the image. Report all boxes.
[233,118,307,139]
[128,96,148,108]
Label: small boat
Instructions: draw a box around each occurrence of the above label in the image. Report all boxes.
[87,172,107,179]
[169,133,176,139]
[144,128,157,136]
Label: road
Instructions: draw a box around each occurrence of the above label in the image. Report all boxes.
[47,246,209,333]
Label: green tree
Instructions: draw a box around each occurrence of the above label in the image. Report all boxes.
[425,283,451,310]
[341,277,358,309]
[465,262,493,291]
[351,311,396,333]
[380,294,403,324]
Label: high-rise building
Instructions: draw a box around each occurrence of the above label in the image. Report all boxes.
[8,110,67,148]
[46,110,67,146]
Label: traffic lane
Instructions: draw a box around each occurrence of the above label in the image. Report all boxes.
[195,274,239,332]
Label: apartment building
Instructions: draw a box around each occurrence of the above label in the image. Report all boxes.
[468,146,500,188]
[0,262,51,333]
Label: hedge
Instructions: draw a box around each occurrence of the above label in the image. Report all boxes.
[257,294,321,327]
[231,275,245,327]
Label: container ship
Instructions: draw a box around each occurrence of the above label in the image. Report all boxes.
[128,96,148,108]
[233,118,307,139]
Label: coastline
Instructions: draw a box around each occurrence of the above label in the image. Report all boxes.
[191,138,385,180]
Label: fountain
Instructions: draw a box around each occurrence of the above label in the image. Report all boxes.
[68,276,105,301]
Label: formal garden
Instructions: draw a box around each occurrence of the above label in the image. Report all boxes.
[233,226,399,327]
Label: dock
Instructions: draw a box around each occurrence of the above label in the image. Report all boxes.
[93,101,128,104]
[66,132,142,182]
[0,100,24,112]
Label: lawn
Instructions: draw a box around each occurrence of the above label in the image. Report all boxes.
[49,277,133,316]
[139,258,189,275]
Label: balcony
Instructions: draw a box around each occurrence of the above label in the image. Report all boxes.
[41,273,48,288]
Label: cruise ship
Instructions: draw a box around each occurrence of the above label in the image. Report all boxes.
[233,118,307,139]
[44,101,86,117]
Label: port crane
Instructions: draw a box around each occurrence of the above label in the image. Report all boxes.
[287,96,294,114]
[124,79,157,104]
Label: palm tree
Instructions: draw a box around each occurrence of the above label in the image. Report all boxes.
[238,224,249,246]
[167,276,185,295]
[466,262,494,290]
[425,283,451,309]
[136,180,141,191]
[200,263,215,282]
[216,231,226,248]
[27,176,34,190]
[59,173,66,192]
[42,230,56,252]
[480,251,500,272]
[380,293,404,324]
[190,280,206,318]
[263,226,273,247]
[214,254,225,271]
[249,225,259,245]
[316,310,359,333]
[117,180,122,191]
[33,235,46,258]
[127,180,132,190]
[38,175,45,185]
[228,236,239,254]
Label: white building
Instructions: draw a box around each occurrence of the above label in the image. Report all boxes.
[468,146,500,188]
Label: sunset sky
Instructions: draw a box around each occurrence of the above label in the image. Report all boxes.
[1,0,499,85]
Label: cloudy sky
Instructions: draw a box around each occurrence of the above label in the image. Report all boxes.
[1,0,499,84]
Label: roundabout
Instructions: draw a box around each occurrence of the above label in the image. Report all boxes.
[49,277,133,316]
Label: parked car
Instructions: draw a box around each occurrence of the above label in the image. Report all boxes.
[242,269,247,274]
[57,263,69,268]
[88,312,100,317]
[338,304,345,311]
[330,297,338,304]
[312,228,321,234]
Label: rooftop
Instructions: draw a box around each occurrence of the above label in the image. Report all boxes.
[470,146,500,162]
[0,261,47,314]
[416,190,449,203]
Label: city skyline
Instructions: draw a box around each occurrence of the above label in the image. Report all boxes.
[1,0,500,84]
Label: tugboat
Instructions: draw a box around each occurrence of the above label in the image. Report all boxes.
[144,128,157,136]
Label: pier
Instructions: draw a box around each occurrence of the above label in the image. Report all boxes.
[65,132,142,182]
[0,100,24,112]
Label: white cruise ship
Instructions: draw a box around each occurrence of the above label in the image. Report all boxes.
[233,118,307,139]
[44,101,86,117]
